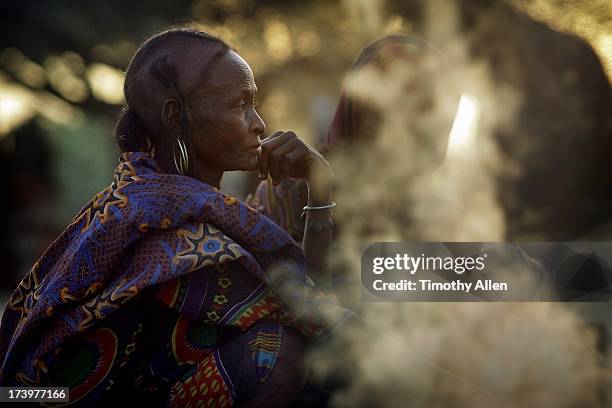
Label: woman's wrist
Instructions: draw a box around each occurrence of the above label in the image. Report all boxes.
[306,155,334,205]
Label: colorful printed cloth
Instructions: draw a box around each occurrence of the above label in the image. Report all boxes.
[246,178,308,242]
[0,151,351,405]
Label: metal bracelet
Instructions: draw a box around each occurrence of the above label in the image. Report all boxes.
[302,201,336,212]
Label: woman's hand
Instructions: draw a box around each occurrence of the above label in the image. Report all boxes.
[258,131,332,186]
[260,131,335,287]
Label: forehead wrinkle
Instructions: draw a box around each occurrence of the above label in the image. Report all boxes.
[190,81,245,107]
[222,52,255,89]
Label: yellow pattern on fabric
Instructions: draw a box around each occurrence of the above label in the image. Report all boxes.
[248,332,282,358]
[70,159,140,233]
[78,278,139,331]
[173,223,243,273]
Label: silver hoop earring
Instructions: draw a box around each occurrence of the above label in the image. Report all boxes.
[173,138,189,175]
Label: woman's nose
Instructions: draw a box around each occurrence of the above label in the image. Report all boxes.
[250,109,266,137]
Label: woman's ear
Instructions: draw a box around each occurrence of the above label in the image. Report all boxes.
[161,99,182,136]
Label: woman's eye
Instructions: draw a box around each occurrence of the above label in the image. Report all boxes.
[239,99,257,109]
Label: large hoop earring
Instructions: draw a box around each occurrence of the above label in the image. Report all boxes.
[173,138,189,175]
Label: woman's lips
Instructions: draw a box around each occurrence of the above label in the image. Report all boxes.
[247,145,262,154]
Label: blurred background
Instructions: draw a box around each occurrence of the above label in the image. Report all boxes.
[1,0,612,405]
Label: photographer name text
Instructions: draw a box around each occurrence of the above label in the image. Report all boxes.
[371,254,508,293]
[372,279,508,292]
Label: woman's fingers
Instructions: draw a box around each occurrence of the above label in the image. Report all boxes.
[257,150,267,180]
[281,148,310,178]
[261,130,326,183]
[260,130,286,178]
[262,131,297,184]
[268,137,299,184]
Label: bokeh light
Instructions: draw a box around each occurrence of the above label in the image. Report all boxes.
[0,83,34,136]
[86,63,125,105]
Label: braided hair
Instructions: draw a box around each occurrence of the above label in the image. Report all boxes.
[115,28,230,152]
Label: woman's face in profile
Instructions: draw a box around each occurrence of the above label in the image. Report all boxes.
[180,49,266,175]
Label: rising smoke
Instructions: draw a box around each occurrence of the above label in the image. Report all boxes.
[309,0,610,406]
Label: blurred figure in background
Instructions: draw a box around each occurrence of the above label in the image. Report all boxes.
[251,0,612,242]
[427,0,612,240]
[248,34,460,242]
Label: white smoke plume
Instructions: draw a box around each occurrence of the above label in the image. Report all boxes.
[309,0,610,406]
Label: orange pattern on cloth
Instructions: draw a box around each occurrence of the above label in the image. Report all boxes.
[169,352,232,408]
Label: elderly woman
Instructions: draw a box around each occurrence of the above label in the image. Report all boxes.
[0,28,350,407]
